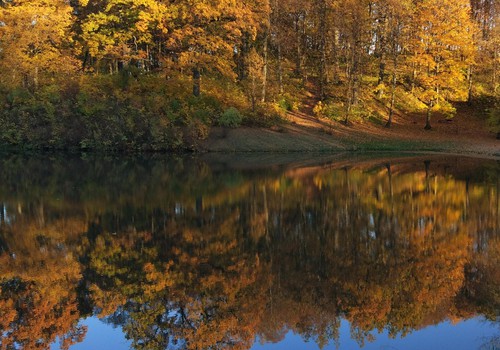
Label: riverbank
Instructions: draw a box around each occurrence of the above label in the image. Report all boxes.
[200,102,500,159]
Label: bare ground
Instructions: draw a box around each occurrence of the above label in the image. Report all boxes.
[200,101,499,159]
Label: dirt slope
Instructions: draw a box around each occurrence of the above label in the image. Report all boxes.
[201,102,499,159]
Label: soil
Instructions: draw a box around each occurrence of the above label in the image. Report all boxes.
[200,100,499,159]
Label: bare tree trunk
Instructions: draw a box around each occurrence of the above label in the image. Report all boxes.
[467,64,473,104]
[277,40,284,94]
[331,29,340,84]
[33,66,39,90]
[386,48,398,128]
[493,48,498,93]
[82,50,90,71]
[350,47,360,107]
[345,48,359,125]
[295,14,304,77]
[377,14,388,99]
[318,0,327,100]
[251,75,256,112]
[424,101,433,130]
[411,64,417,93]
[262,34,268,103]
[273,0,284,94]
[386,72,397,128]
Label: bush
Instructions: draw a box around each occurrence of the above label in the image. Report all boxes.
[183,118,210,150]
[277,94,300,112]
[0,73,251,151]
[218,107,243,128]
[432,101,456,119]
[313,100,343,121]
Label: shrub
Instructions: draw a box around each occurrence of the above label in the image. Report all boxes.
[432,100,456,119]
[277,94,300,112]
[313,100,343,121]
[218,107,243,128]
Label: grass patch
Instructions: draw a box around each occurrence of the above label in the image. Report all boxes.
[354,139,453,152]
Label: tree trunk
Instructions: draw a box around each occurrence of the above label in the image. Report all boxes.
[411,64,417,93]
[386,51,398,128]
[261,33,268,103]
[424,102,433,130]
[345,47,359,125]
[467,65,473,104]
[157,41,162,70]
[493,48,498,93]
[344,90,352,125]
[33,66,39,90]
[251,76,256,112]
[318,0,327,100]
[351,54,360,106]
[295,15,303,77]
[386,72,396,128]
[82,50,90,71]
[273,0,284,94]
[331,29,340,84]
[377,15,388,99]
[192,67,201,96]
[277,40,284,94]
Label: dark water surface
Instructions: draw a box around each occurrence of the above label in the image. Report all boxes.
[0,154,498,350]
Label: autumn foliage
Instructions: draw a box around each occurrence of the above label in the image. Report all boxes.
[0,0,499,150]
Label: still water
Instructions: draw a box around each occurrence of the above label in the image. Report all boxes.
[0,153,498,350]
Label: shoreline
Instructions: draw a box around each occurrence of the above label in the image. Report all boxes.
[199,124,500,160]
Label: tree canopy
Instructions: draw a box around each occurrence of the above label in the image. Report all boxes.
[0,0,499,150]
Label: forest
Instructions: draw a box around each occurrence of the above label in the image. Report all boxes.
[0,0,499,151]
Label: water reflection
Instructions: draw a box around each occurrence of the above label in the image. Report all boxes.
[0,154,498,349]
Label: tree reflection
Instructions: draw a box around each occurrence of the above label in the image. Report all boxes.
[0,155,498,349]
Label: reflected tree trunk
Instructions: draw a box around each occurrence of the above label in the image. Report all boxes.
[464,178,470,221]
[196,196,203,214]
[262,185,269,238]
[424,160,431,193]
[497,166,499,234]
[37,201,45,228]
[0,203,4,227]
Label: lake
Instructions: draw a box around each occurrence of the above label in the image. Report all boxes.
[0,153,498,350]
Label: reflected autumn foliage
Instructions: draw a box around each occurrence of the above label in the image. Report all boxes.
[0,155,498,349]
[0,212,86,349]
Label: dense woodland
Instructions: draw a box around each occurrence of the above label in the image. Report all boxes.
[0,0,499,150]
[0,156,498,349]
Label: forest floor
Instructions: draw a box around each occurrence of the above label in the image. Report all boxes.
[201,96,500,159]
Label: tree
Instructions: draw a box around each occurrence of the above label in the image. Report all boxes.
[77,0,170,73]
[335,0,371,123]
[166,0,262,96]
[470,0,500,94]
[0,0,78,90]
[407,0,475,129]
